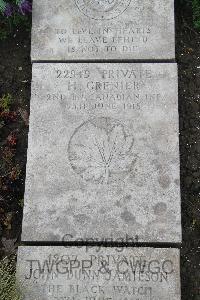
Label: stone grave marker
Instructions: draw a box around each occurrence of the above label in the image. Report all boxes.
[16,0,183,298]
[31,0,175,61]
[16,246,181,300]
[21,62,181,243]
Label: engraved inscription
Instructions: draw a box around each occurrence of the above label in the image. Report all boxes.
[18,248,179,300]
[49,67,162,113]
[31,0,176,60]
[55,24,152,55]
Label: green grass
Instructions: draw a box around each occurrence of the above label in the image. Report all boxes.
[0,94,12,111]
[0,256,22,300]
[192,0,200,29]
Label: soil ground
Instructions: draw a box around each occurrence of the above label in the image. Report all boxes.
[175,2,200,299]
[0,1,200,299]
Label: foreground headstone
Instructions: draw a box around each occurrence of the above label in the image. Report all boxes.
[21,63,181,243]
[31,0,175,61]
[16,246,181,300]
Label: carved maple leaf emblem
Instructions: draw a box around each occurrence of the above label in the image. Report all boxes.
[68,117,135,184]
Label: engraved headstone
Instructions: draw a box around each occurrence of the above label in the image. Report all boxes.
[21,63,181,243]
[16,246,181,300]
[31,0,175,61]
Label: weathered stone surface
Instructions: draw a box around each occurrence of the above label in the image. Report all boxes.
[31,0,175,61]
[16,246,181,300]
[21,63,181,243]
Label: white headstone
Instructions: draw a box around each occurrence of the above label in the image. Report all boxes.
[31,0,175,61]
[21,63,181,243]
[16,246,181,300]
